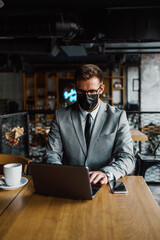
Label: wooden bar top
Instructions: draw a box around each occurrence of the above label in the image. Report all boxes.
[130,128,148,141]
[0,176,159,240]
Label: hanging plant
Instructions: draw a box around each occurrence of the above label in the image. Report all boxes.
[146,134,159,154]
[142,122,160,155]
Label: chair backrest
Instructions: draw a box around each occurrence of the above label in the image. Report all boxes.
[0,154,32,174]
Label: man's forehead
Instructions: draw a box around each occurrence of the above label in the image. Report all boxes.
[76,77,101,83]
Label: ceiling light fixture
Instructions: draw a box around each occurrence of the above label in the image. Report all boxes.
[0,0,4,8]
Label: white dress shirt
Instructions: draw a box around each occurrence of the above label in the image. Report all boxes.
[78,103,114,181]
[79,104,100,134]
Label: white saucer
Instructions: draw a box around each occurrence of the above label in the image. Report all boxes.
[0,177,28,190]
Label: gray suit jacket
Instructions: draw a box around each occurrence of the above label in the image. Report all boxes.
[43,100,134,180]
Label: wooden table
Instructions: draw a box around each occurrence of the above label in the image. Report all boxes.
[0,176,160,240]
[130,128,148,141]
[0,175,31,216]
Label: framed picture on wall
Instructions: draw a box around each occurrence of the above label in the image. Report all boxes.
[132,78,139,92]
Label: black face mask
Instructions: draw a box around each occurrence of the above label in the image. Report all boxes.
[77,93,99,111]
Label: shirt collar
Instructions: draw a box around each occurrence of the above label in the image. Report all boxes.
[79,103,100,120]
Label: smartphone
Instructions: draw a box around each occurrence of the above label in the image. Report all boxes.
[109,180,128,194]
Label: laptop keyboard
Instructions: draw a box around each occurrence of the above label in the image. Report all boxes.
[91,184,101,196]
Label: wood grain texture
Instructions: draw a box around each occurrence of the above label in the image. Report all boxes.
[0,175,31,216]
[0,176,159,240]
[130,128,148,141]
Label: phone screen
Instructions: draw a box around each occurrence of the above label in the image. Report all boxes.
[109,180,128,194]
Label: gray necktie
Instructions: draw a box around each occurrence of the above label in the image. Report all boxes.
[85,113,92,149]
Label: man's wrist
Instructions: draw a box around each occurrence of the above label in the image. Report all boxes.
[105,171,114,181]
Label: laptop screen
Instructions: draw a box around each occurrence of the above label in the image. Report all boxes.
[29,163,102,200]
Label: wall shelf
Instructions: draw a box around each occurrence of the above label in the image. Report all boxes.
[101,65,125,109]
[23,72,58,133]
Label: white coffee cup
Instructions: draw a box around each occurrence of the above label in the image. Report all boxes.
[3,163,22,186]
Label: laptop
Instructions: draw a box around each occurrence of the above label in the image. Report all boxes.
[29,162,102,200]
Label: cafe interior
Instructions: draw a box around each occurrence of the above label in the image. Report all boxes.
[0,1,160,239]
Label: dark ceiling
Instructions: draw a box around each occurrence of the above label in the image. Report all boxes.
[0,0,160,71]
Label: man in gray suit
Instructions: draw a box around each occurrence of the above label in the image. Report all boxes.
[43,64,134,184]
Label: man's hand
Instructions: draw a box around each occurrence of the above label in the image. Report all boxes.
[89,171,108,184]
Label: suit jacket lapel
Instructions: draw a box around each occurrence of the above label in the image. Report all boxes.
[87,100,107,157]
[71,104,87,156]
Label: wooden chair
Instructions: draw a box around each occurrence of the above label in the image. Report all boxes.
[0,154,32,175]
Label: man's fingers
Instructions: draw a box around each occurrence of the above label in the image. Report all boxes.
[89,172,98,183]
[92,173,102,184]
[89,171,108,184]
[89,172,107,184]
[100,177,108,184]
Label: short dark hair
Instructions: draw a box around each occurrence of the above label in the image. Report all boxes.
[75,64,103,83]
